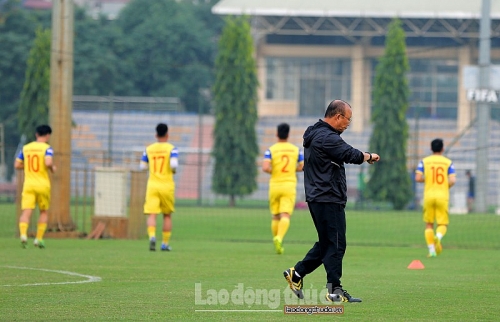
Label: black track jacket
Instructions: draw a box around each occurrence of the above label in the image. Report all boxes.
[303,119,365,205]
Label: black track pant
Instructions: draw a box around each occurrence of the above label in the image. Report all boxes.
[294,202,346,290]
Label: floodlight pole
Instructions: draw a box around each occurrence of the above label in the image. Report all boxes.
[48,0,76,230]
[475,0,491,213]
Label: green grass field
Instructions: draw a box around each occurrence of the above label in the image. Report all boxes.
[1,204,500,321]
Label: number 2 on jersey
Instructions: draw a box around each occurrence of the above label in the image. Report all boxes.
[281,155,290,173]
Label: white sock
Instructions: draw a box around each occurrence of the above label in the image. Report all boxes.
[428,245,436,253]
[436,233,443,241]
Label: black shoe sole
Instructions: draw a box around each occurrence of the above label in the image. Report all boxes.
[283,270,304,299]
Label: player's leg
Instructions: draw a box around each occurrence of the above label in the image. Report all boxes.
[19,188,36,248]
[271,215,280,238]
[434,198,450,255]
[34,188,50,248]
[269,189,283,253]
[146,214,157,251]
[161,214,172,251]
[34,210,48,248]
[269,188,280,237]
[276,190,295,242]
[423,198,437,257]
[144,189,161,251]
[159,189,175,251]
[273,215,285,254]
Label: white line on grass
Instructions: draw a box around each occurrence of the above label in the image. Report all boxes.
[195,310,281,312]
[1,265,102,287]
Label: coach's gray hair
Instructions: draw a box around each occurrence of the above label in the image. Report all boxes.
[324,100,351,118]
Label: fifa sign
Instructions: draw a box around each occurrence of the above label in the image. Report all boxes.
[466,89,499,103]
[463,65,500,103]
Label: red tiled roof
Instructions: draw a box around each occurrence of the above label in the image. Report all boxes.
[24,0,52,10]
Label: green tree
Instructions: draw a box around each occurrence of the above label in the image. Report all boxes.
[115,0,218,112]
[365,18,413,210]
[18,27,51,141]
[0,8,50,179]
[212,16,259,206]
[73,8,124,96]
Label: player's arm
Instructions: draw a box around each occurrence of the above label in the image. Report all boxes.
[139,150,148,170]
[415,160,424,182]
[448,175,456,188]
[170,147,178,174]
[45,157,56,173]
[14,159,23,170]
[44,147,56,173]
[296,150,304,172]
[448,163,457,188]
[14,150,24,170]
[262,149,272,174]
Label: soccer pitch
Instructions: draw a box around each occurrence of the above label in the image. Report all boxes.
[1,204,499,321]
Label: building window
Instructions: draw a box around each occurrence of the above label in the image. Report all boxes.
[265,57,351,115]
[371,59,458,119]
[408,59,458,119]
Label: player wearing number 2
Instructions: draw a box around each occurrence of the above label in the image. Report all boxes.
[415,138,456,257]
[262,123,304,254]
[15,125,56,249]
[140,123,178,251]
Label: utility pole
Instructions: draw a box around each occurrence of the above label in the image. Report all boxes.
[49,0,75,230]
[0,123,5,182]
[475,0,491,213]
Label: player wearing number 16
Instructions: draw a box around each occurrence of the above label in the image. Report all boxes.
[15,125,56,249]
[140,123,178,252]
[262,123,304,254]
[415,138,456,258]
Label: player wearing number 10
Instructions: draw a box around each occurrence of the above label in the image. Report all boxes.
[262,123,304,254]
[140,123,178,252]
[415,138,456,258]
[14,125,56,249]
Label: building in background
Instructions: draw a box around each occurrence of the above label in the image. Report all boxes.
[23,0,129,19]
[212,0,500,133]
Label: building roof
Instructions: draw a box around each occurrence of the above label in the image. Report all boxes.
[212,0,500,19]
[23,0,52,10]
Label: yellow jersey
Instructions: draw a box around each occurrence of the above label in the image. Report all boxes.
[16,141,53,189]
[416,155,456,200]
[264,142,304,186]
[141,142,177,190]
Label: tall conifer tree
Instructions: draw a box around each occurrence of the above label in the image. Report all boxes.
[212,16,259,206]
[366,18,413,210]
[18,27,51,141]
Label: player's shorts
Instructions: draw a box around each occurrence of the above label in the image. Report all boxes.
[21,185,51,210]
[269,184,296,215]
[422,197,449,225]
[143,187,175,215]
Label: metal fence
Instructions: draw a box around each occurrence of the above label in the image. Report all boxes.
[3,96,500,226]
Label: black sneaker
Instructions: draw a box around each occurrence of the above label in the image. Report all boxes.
[326,287,362,303]
[149,238,156,251]
[283,268,304,299]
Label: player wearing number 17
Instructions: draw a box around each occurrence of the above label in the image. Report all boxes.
[15,125,56,249]
[415,138,456,258]
[140,123,178,252]
[262,123,304,254]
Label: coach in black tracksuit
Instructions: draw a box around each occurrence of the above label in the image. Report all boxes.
[291,100,380,303]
